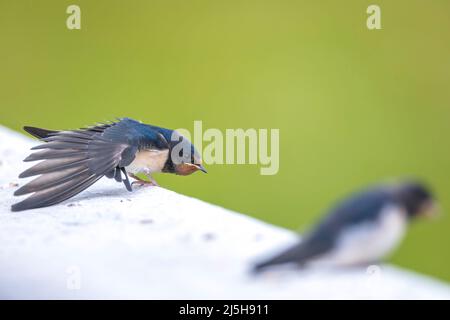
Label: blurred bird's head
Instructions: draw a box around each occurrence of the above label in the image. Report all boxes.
[394,182,438,219]
[161,130,207,176]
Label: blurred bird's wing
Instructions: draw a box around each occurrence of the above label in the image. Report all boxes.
[12,118,168,212]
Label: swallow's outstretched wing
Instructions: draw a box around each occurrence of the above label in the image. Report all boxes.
[12,118,168,212]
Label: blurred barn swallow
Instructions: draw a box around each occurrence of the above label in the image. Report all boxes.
[11,118,206,212]
[253,182,437,272]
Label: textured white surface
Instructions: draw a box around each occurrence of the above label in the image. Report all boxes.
[0,125,449,299]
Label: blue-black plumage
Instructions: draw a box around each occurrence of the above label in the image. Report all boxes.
[12,118,206,212]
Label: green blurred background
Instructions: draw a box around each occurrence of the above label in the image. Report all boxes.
[1,1,449,281]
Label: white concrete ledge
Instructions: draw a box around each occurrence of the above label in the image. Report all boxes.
[0,125,449,299]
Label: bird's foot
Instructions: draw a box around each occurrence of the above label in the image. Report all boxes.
[129,173,159,188]
[131,180,157,188]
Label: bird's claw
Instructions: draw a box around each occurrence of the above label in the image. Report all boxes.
[129,173,159,189]
[131,180,158,188]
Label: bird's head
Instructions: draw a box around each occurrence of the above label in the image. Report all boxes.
[162,131,207,176]
[394,182,439,219]
[173,146,206,176]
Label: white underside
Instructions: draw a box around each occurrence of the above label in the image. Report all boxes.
[125,149,169,175]
[310,205,407,267]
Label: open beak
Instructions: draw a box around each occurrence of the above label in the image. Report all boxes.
[195,164,207,173]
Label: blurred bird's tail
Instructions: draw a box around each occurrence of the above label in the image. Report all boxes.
[252,243,306,274]
[23,126,58,139]
[252,260,279,273]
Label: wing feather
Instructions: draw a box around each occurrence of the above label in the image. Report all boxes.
[13,118,169,211]
[19,156,89,178]
[12,173,100,211]
[12,120,139,211]
[24,149,86,162]
[14,167,90,196]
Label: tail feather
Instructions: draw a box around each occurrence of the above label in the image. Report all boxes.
[253,244,305,273]
[252,237,332,274]
[23,126,58,139]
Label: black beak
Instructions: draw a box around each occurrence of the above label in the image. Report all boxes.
[196,165,207,173]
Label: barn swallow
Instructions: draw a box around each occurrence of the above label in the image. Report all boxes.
[253,181,437,272]
[11,118,206,212]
